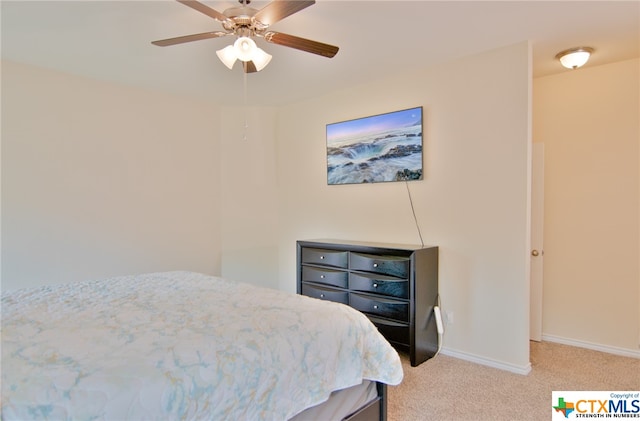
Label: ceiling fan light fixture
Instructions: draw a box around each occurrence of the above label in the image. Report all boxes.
[251,48,272,71]
[556,47,594,69]
[234,36,257,62]
[216,45,238,69]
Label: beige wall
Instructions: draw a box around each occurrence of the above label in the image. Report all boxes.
[275,42,533,372]
[533,58,640,355]
[1,60,222,289]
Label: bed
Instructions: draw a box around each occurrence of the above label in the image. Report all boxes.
[1,271,403,420]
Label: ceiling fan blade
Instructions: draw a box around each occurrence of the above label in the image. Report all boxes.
[151,31,228,47]
[254,0,315,26]
[243,61,258,73]
[176,0,231,24]
[263,31,338,58]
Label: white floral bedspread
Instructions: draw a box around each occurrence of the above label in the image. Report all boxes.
[1,271,403,420]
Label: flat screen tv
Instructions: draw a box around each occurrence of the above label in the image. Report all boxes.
[326,106,423,185]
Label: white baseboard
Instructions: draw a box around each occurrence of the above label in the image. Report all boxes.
[541,334,640,359]
[439,347,532,375]
[436,336,639,376]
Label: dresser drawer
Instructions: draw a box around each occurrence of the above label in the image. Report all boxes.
[302,266,348,288]
[350,253,409,278]
[301,247,349,268]
[349,273,408,299]
[301,283,349,305]
[369,316,409,345]
[350,293,409,322]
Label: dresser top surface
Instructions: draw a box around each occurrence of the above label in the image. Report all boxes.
[298,239,436,251]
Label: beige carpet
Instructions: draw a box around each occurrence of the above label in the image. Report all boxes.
[388,341,640,420]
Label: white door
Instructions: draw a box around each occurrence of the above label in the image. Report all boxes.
[530,143,545,341]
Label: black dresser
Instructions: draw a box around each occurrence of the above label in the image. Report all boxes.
[296,239,439,366]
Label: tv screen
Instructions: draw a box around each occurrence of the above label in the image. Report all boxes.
[326,106,423,185]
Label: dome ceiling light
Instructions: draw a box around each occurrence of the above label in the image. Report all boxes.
[555,47,594,70]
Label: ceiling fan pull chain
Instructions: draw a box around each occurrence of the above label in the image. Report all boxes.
[243,70,248,141]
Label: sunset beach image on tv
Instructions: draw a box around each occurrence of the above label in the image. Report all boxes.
[326,107,423,185]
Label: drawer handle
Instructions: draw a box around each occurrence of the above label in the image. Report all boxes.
[373,283,378,288]
[320,255,325,260]
[373,263,378,268]
[373,305,379,309]
[320,294,325,298]
[320,275,325,279]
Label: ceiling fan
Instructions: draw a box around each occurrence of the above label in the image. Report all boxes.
[152,0,339,73]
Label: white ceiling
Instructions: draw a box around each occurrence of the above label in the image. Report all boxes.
[2,1,638,106]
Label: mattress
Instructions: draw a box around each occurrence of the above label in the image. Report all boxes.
[1,271,403,420]
[291,381,378,421]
